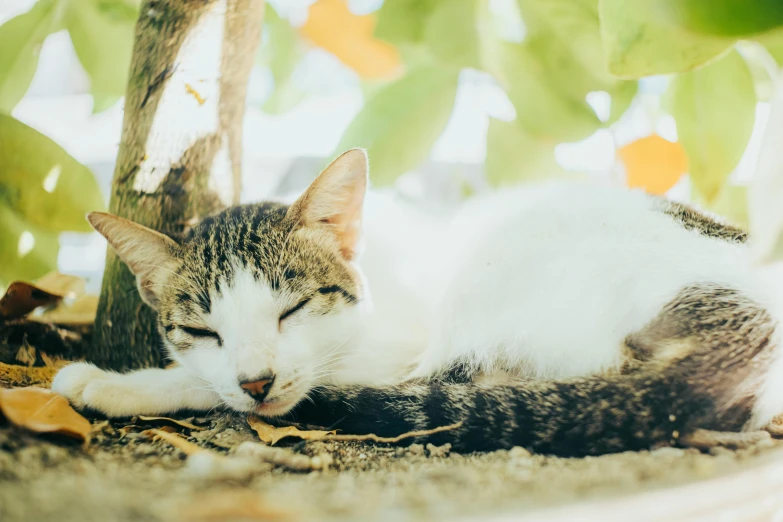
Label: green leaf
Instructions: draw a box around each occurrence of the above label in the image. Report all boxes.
[756,29,783,65]
[0,203,59,287]
[650,0,783,38]
[335,67,459,185]
[0,0,60,112]
[0,114,105,232]
[493,0,636,141]
[485,118,564,186]
[424,0,479,69]
[65,0,138,102]
[374,0,444,46]
[499,41,602,142]
[666,50,756,203]
[519,0,608,84]
[599,0,733,78]
[257,4,308,114]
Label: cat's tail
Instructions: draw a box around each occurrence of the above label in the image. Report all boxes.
[290,285,782,456]
[293,369,762,456]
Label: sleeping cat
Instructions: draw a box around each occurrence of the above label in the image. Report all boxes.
[53,149,783,456]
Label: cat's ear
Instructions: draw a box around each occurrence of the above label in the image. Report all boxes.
[288,148,368,260]
[87,212,180,309]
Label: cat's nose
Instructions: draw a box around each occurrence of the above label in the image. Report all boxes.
[239,375,276,402]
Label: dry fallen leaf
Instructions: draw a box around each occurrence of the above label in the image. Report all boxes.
[15,344,37,366]
[0,273,87,322]
[248,416,334,445]
[138,415,205,431]
[301,0,401,80]
[619,134,689,195]
[0,282,61,321]
[679,428,771,450]
[325,421,463,443]
[34,272,86,298]
[144,428,206,455]
[31,294,99,326]
[0,387,91,442]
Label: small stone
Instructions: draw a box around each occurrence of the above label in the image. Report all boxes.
[426,443,451,458]
[311,453,333,471]
[359,453,367,459]
[509,446,532,459]
[394,447,406,457]
[407,444,425,456]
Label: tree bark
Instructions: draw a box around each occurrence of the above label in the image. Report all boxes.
[90,0,264,370]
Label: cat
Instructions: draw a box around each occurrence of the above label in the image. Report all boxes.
[53,148,783,456]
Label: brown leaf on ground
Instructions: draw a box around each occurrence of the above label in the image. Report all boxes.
[143,428,207,456]
[0,272,92,323]
[248,416,335,445]
[0,320,85,365]
[0,387,91,442]
[15,344,37,366]
[0,361,63,389]
[34,272,85,298]
[0,282,62,321]
[138,416,206,431]
[31,295,98,326]
[679,428,771,450]
[175,490,295,521]
[325,421,463,444]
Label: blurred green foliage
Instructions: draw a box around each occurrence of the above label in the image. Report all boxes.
[0,114,104,286]
[255,0,782,199]
[2,0,783,284]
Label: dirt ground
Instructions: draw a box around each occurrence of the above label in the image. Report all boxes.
[1,403,781,522]
[1,352,780,522]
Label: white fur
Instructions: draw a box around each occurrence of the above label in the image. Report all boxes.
[54,182,783,425]
[52,363,220,417]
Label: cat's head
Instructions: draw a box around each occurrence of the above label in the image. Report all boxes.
[89,149,370,416]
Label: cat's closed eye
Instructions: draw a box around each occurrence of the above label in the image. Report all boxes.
[280,297,312,323]
[179,326,223,346]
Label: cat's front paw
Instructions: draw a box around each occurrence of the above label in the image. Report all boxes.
[51,362,110,409]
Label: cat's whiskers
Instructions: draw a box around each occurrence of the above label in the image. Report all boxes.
[311,331,358,370]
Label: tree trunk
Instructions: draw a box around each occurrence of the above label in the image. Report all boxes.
[90,0,264,371]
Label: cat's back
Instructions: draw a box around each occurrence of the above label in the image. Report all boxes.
[425,182,755,379]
